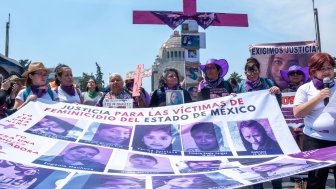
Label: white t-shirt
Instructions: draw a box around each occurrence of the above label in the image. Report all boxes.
[56,87,81,104]
[294,80,336,141]
[16,88,57,102]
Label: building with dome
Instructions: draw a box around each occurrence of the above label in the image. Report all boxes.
[151,30,201,91]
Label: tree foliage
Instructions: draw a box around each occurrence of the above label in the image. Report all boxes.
[18,59,31,70]
[95,62,104,89]
[77,62,104,92]
[229,72,243,83]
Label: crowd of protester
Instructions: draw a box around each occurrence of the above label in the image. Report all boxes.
[0,52,335,189]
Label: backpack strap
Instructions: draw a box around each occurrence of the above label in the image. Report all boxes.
[24,87,55,101]
[47,88,55,101]
[23,87,31,102]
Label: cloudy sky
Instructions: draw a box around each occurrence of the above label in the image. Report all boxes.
[1,0,335,91]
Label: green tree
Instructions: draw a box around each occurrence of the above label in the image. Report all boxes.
[95,62,104,89]
[19,59,31,70]
[77,62,104,92]
[229,72,243,83]
[78,72,94,92]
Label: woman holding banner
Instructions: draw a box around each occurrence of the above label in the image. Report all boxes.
[293,52,336,189]
[198,58,233,100]
[237,57,282,189]
[14,62,57,110]
[96,73,145,108]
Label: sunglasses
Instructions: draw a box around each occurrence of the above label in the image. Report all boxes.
[288,71,303,76]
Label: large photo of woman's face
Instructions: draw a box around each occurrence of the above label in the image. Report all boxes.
[79,122,133,149]
[33,142,113,172]
[255,52,312,90]
[25,115,83,141]
[181,122,231,156]
[131,124,182,155]
[228,119,283,155]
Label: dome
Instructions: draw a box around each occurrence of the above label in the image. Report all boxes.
[161,30,182,49]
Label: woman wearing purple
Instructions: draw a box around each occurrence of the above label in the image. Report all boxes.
[149,68,192,107]
[280,65,309,92]
[293,52,336,189]
[237,58,282,189]
[14,62,57,110]
[198,58,233,100]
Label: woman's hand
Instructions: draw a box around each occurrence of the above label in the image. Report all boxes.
[269,86,281,95]
[230,93,237,97]
[27,94,38,102]
[318,88,331,101]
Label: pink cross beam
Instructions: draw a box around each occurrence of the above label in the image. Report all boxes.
[133,0,248,29]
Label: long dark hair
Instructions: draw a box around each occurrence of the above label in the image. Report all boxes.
[239,120,270,151]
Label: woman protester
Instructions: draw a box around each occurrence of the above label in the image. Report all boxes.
[198,58,234,100]
[293,52,336,189]
[54,64,83,104]
[96,73,145,108]
[124,76,150,108]
[81,78,103,106]
[13,62,57,110]
[237,58,282,189]
[0,75,25,118]
[149,68,192,107]
[280,65,309,92]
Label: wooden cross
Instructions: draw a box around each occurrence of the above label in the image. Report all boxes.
[133,0,248,28]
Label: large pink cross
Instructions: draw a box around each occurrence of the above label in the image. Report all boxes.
[133,0,248,29]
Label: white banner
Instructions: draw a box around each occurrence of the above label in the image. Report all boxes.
[0,90,335,189]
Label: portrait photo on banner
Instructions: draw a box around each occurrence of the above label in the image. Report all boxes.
[165,90,184,106]
[151,172,242,189]
[32,142,113,172]
[61,173,146,189]
[227,118,283,155]
[131,124,182,155]
[24,115,83,141]
[176,159,238,174]
[79,122,133,149]
[251,42,315,90]
[0,160,69,189]
[108,151,174,174]
[181,122,232,156]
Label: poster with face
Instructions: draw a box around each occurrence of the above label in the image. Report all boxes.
[25,115,83,141]
[79,122,133,149]
[181,122,232,156]
[166,90,184,106]
[250,41,317,90]
[131,124,182,155]
[108,151,174,174]
[228,118,283,155]
[33,142,113,172]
